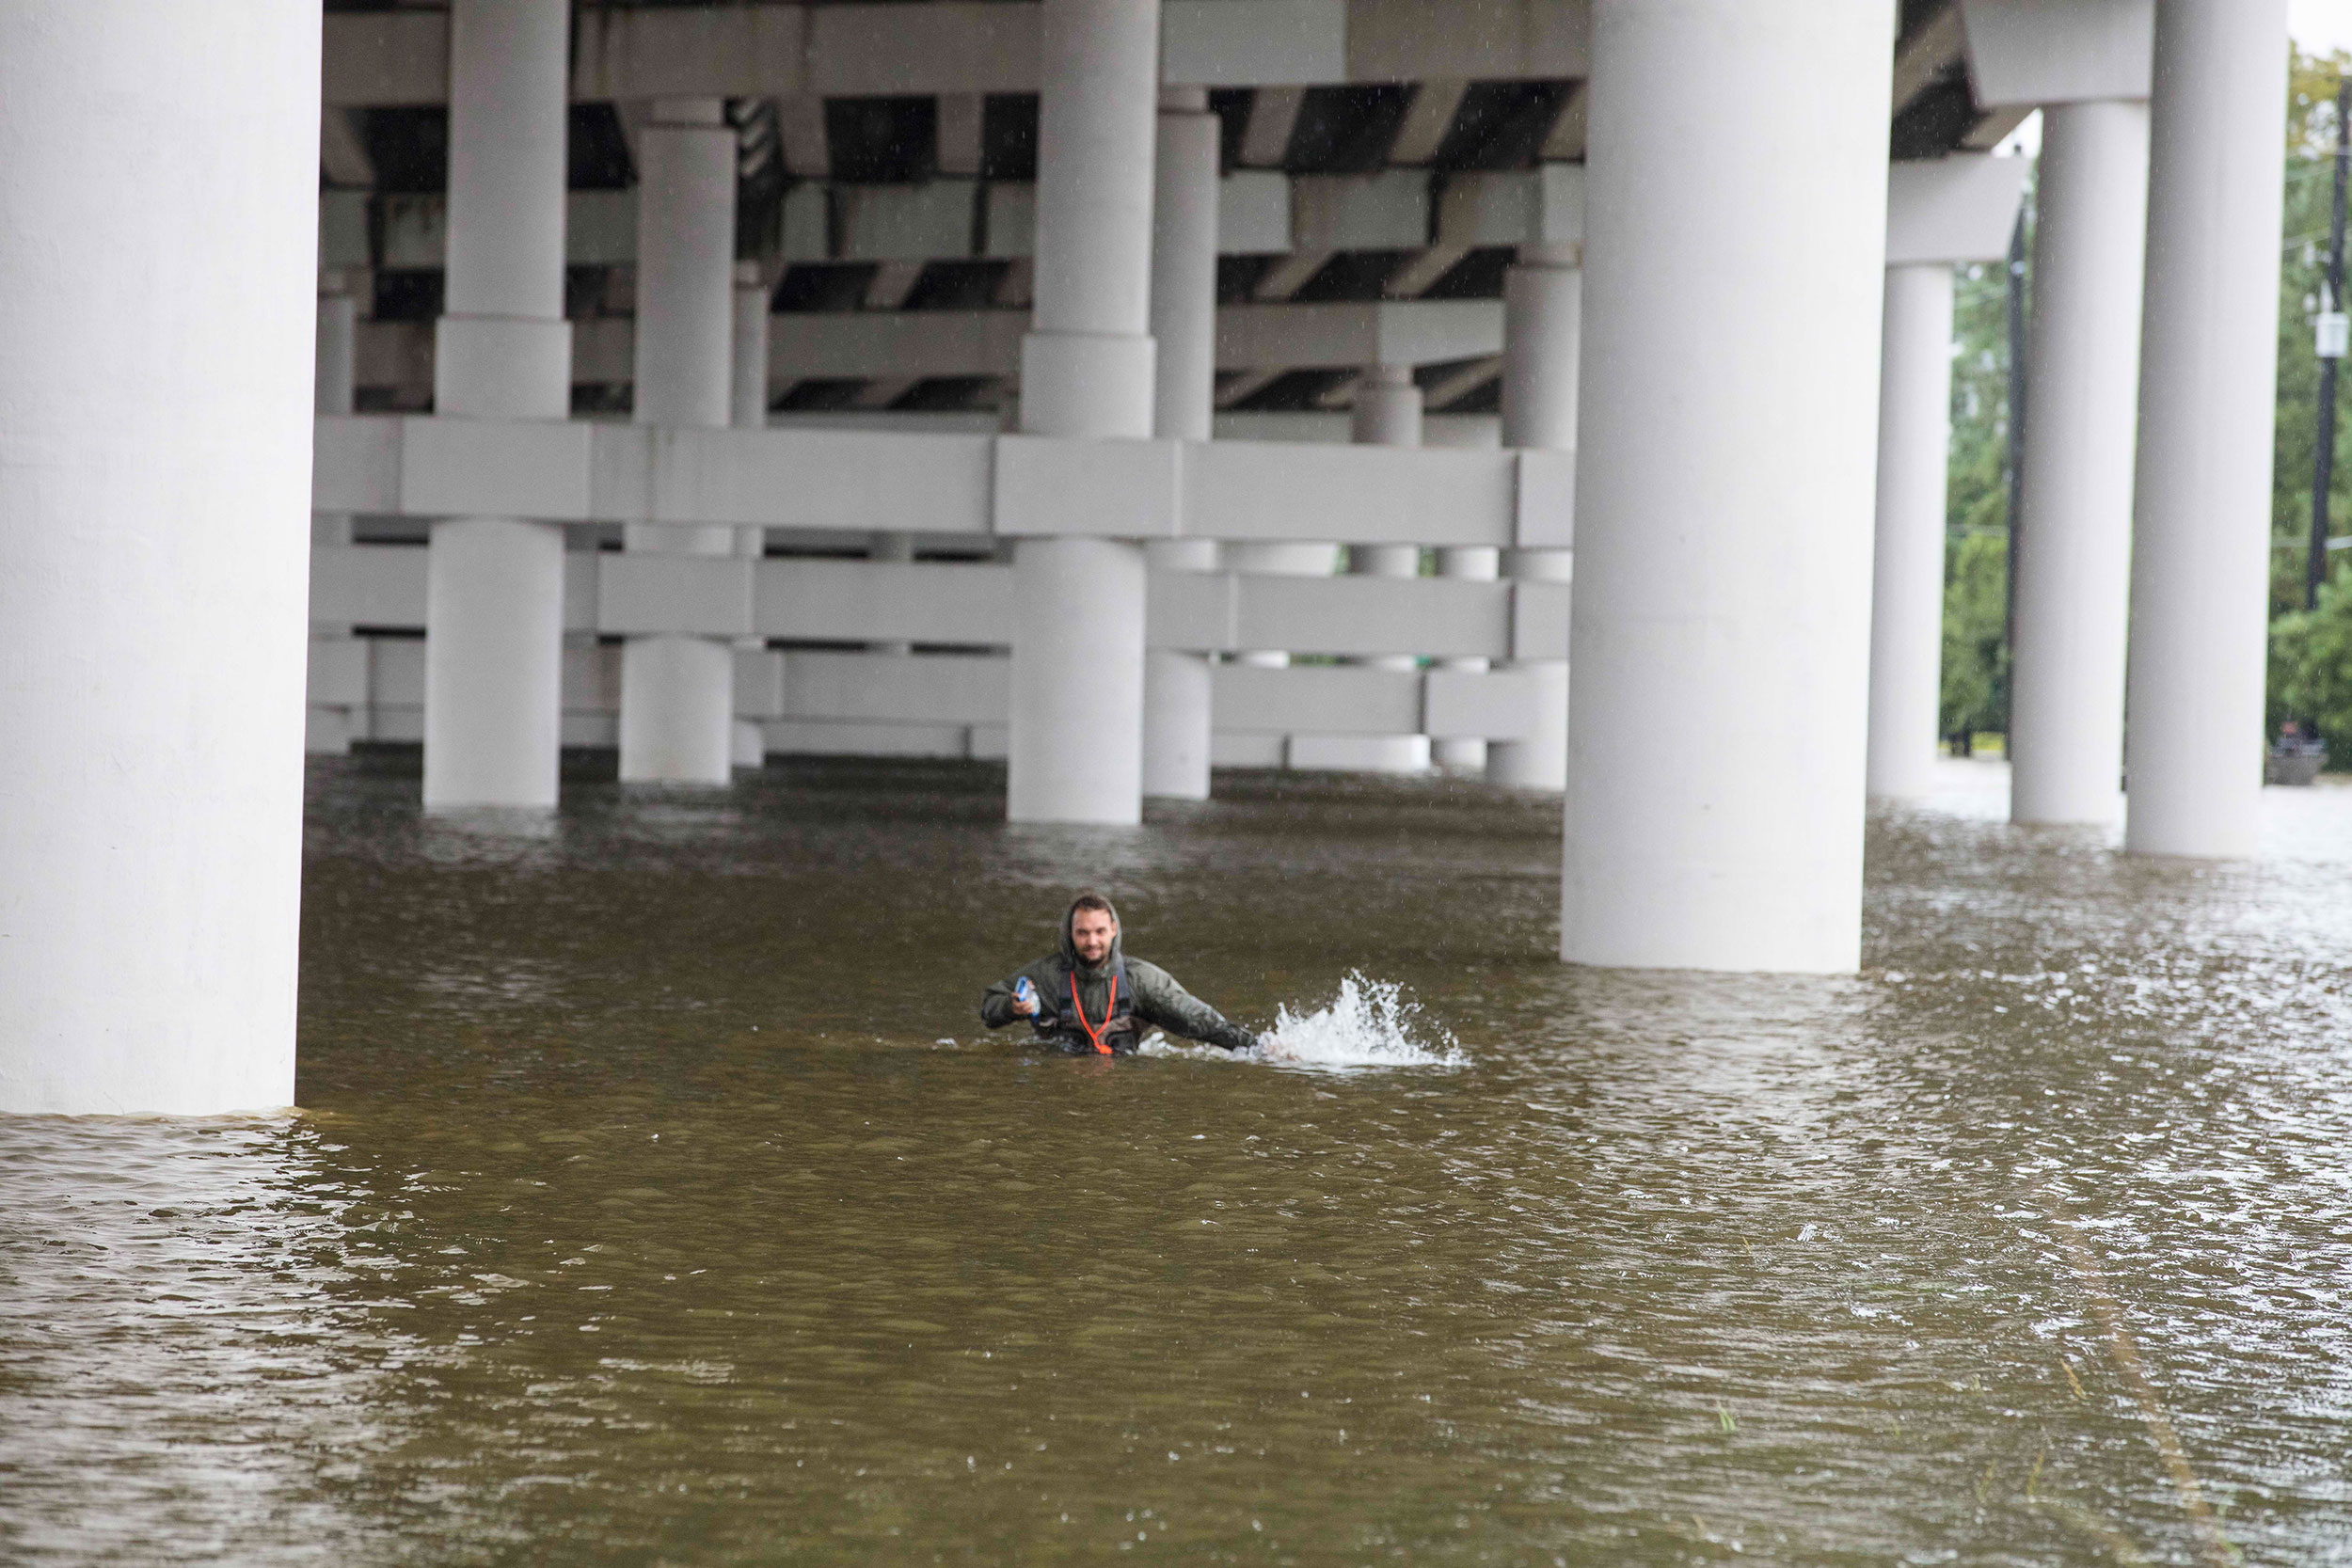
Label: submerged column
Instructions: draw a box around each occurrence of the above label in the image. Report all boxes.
[1426,419,1500,773]
[0,1,318,1114]
[2008,100,2150,826]
[1142,88,1222,801]
[1489,245,1579,790]
[1866,262,1958,800]
[425,0,572,810]
[731,261,771,771]
[1008,0,1159,824]
[1338,366,1431,774]
[619,99,738,785]
[2124,0,2291,856]
[310,286,360,756]
[1564,0,1891,973]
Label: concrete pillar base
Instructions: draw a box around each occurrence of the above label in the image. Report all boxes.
[1008,536,1147,824]
[620,636,735,785]
[1143,648,1213,799]
[424,516,564,811]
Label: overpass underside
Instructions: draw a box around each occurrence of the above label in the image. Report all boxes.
[0,0,2292,1111]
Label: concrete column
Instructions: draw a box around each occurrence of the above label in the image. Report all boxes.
[2124,0,2291,857]
[1142,88,1223,800]
[1489,245,1580,789]
[1323,367,1430,773]
[1867,262,1958,800]
[1009,0,1159,824]
[0,0,317,1114]
[731,264,770,769]
[310,288,360,755]
[620,99,737,785]
[1564,0,1892,974]
[425,0,572,810]
[2008,100,2150,826]
[1427,419,1500,772]
[870,531,916,657]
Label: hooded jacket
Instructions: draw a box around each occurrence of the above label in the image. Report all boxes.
[979,897,1258,1054]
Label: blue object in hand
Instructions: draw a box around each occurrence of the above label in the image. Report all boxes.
[1014,976,1040,1014]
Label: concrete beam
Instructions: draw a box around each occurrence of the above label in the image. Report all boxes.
[1891,3,1968,114]
[311,413,1570,549]
[326,1,1597,108]
[1959,0,2152,108]
[312,546,1574,659]
[1885,155,2029,265]
[336,169,1590,274]
[354,298,1507,394]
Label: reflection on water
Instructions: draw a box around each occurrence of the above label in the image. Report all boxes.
[5,756,2352,1564]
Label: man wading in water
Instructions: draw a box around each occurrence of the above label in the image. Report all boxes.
[980,894,1259,1055]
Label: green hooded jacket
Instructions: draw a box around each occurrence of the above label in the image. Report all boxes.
[979,896,1258,1054]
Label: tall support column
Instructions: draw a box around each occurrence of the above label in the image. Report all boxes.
[1009,0,1159,824]
[2124,0,2291,856]
[1867,263,1958,799]
[425,0,571,810]
[731,263,771,769]
[1489,245,1580,790]
[1564,0,1892,974]
[1427,420,1500,772]
[620,99,738,785]
[1143,88,1222,800]
[310,287,360,755]
[2008,100,2150,825]
[1329,366,1430,773]
[0,1,317,1114]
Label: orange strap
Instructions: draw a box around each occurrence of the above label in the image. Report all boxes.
[1069,972,1119,1055]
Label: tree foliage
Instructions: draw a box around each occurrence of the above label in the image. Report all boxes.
[2270,562,2352,765]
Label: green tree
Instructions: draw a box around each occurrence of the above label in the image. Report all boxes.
[1941,531,2008,743]
[2270,562,2352,764]
[1937,167,2027,742]
[2271,46,2352,616]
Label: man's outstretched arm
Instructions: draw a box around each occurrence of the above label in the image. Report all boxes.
[980,971,1037,1030]
[1127,960,1258,1052]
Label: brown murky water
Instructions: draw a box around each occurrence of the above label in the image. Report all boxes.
[6,755,2352,1564]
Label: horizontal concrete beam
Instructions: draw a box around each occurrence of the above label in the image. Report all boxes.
[1216,300,1502,370]
[312,546,1575,659]
[357,298,1509,394]
[1958,0,2151,108]
[323,166,1583,272]
[325,2,1594,107]
[317,638,1555,742]
[313,415,1577,549]
[1885,154,2028,266]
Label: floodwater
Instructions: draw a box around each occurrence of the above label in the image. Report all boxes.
[5,755,2352,1566]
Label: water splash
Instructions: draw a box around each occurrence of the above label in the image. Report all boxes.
[1250,973,1463,1071]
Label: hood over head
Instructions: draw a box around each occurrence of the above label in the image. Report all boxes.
[1058,895,1124,974]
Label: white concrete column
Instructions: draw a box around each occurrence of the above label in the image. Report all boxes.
[0,0,317,1114]
[1427,420,1501,772]
[1564,0,1892,974]
[1009,0,1160,824]
[2008,99,2150,826]
[2123,0,2290,857]
[869,531,916,658]
[310,288,360,755]
[732,263,770,768]
[1317,367,1430,773]
[1866,262,1958,800]
[1142,88,1223,800]
[426,0,572,810]
[1489,245,1580,789]
[620,99,738,785]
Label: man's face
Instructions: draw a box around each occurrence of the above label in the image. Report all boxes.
[1071,908,1117,966]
